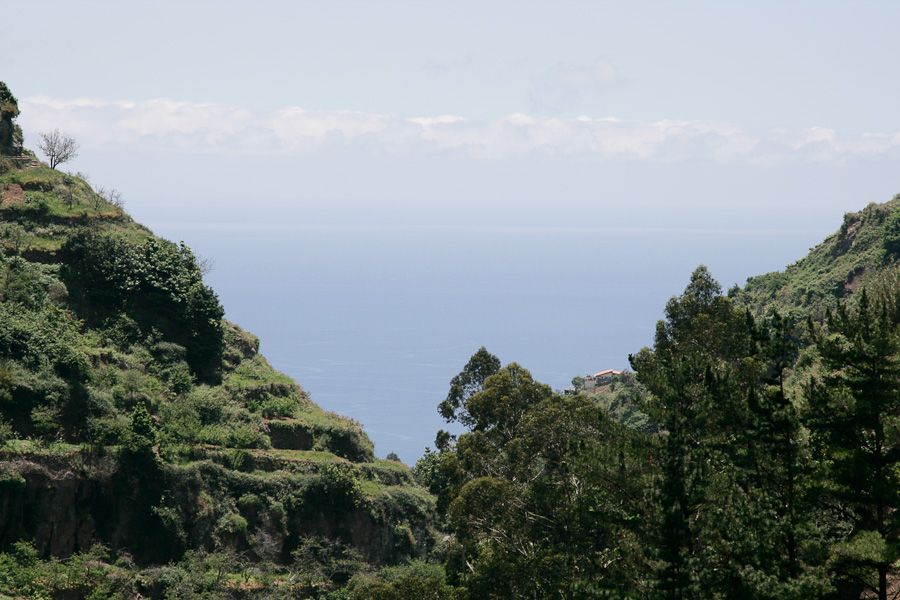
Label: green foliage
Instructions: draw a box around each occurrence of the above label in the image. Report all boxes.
[0,416,12,445]
[0,464,25,492]
[806,282,900,599]
[438,346,501,428]
[0,142,441,599]
[225,448,253,471]
[585,370,655,432]
[883,206,900,256]
[0,81,19,120]
[130,401,156,442]
[412,447,440,488]
[321,463,364,508]
[0,301,87,377]
[0,542,134,600]
[350,574,456,600]
[292,535,368,592]
[62,229,225,377]
[630,267,832,599]
[432,349,656,597]
[733,198,900,322]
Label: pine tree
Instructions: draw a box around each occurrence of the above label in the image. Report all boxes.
[631,267,754,598]
[807,287,900,600]
[632,269,830,599]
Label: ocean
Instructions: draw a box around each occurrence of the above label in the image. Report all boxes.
[139,222,828,465]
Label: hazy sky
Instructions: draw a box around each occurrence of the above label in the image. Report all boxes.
[6,1,900,129]
[5,1,898,228]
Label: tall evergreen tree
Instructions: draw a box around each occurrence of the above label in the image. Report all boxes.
[807,285,900,600]
[632,268,830,599]
[631,267,754,598]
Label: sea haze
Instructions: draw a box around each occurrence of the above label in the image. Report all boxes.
[141,222,829,465]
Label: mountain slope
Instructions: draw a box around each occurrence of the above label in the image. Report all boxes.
[730,195,900,321]
[0,130,439,596]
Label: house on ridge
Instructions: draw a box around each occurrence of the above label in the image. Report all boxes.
[583,369,621,390]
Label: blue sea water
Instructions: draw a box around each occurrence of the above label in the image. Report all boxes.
[139,222,827,465]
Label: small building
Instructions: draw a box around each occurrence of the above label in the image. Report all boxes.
[593,369,621,384]
[583,369,621,389]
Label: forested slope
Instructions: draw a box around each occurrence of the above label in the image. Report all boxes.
[410,194,900,600]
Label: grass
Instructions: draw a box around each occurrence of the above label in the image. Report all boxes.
[263,448,343,463]
[295,406,362,430]
[0,165,149,253]
[0,438,83,454]
[225,354,299,390]
[371,457,413,472]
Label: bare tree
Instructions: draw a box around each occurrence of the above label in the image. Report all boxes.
[195,253,216,275]
[96,186,124,210]
[108,188,124,209]
[55,185,75,208]
[92,186,105,210]
[38,129,79,170]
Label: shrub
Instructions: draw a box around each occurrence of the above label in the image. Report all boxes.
[884,208,900,256]
[215,512,249,546]
[225,448,253,472]
[321,463,364,508]
[0,465,26,492]
[61,230,225,377]
[349,575,456,600]
[0,415,14,444]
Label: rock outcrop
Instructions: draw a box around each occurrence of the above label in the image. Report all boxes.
[0,82,23,157]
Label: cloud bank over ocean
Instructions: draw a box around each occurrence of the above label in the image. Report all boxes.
[20,95,900,165]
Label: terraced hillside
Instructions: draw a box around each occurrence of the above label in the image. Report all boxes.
[0,153,440,598]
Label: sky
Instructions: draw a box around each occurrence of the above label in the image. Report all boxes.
[3,0,900,461]
[5,1,899,227]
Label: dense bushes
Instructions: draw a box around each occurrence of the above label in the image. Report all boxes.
[62,229,224,378]
[883,205,900,256]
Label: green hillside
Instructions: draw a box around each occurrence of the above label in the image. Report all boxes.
[0,163,383,462]
[730,195,900,321]
[0,85,442,599]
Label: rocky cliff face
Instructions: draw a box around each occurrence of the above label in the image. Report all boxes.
[0,81,22,156]
[0,118,20,156]
[0,450,435,566]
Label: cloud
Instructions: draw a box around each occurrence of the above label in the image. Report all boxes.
[17,95,900,165]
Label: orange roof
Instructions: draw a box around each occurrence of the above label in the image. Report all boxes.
[593,369,621,377]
